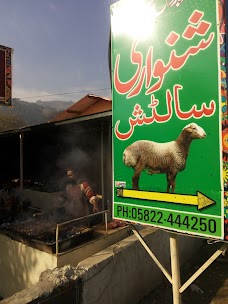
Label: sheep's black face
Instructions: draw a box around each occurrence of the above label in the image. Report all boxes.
[184,123,206,139]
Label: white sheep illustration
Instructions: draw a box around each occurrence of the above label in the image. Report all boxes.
[123,123,206,193]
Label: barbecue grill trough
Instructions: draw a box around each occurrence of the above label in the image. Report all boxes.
[0,209,96,254]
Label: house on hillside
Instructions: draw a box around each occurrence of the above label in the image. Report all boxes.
[50,94,112,122]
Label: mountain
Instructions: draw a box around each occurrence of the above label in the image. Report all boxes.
[35,100,74,112]
[0,99,73,132]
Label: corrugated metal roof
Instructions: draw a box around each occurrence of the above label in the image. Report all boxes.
[50,94,112,122]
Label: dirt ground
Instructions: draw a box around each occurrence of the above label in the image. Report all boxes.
[139,241,228,304]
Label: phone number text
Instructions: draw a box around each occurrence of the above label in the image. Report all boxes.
[114,204,222,237]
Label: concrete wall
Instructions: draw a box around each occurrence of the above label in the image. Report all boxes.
[0,234,57,299]
[1,265,85,304]
[57,226,132,267]
[78,228,204,304]
[0,226,131,299]
[0,227,204,303]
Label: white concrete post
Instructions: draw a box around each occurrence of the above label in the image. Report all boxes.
[170,233,182,304]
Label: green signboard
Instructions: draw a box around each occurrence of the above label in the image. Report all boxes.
[111,0,228,241]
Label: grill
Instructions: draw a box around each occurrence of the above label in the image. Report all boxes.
[0,209,106,254]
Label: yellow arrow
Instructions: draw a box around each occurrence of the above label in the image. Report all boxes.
[116,189,215,210]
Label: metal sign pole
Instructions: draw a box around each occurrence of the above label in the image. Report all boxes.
[170,233,182,304]
[131,225,172,283]
[132,225,228,304]
[19,133,24,192]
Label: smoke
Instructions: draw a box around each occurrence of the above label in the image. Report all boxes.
[55,126,101,190]
[56,148,91,177]
[24,120,102,203]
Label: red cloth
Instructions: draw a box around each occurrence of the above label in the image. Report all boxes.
[80,182,96,202]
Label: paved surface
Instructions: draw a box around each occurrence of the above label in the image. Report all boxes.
[138,241,228,304]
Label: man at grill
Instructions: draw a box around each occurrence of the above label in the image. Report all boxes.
[58,169,101,218]
[0,179,31,223]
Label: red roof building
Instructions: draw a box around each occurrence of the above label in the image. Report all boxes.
[50,94,112,122]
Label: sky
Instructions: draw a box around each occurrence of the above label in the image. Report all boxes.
[0,0,116,102]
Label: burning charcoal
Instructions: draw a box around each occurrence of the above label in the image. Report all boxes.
[0,213,94,252]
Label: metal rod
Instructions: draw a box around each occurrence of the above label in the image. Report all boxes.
[55,210,109,255]
[57,210,109,228]
[28,206,46,212]
[179,243,228,294]
[131,225,172,284]
[101,121,105,213]
[105,211,108,234]
[32,210,49,219]
[19,133,24,192]
[56,224,59,256]
[170,233,182,304]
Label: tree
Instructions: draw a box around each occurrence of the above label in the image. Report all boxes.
[0,112,26,132]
